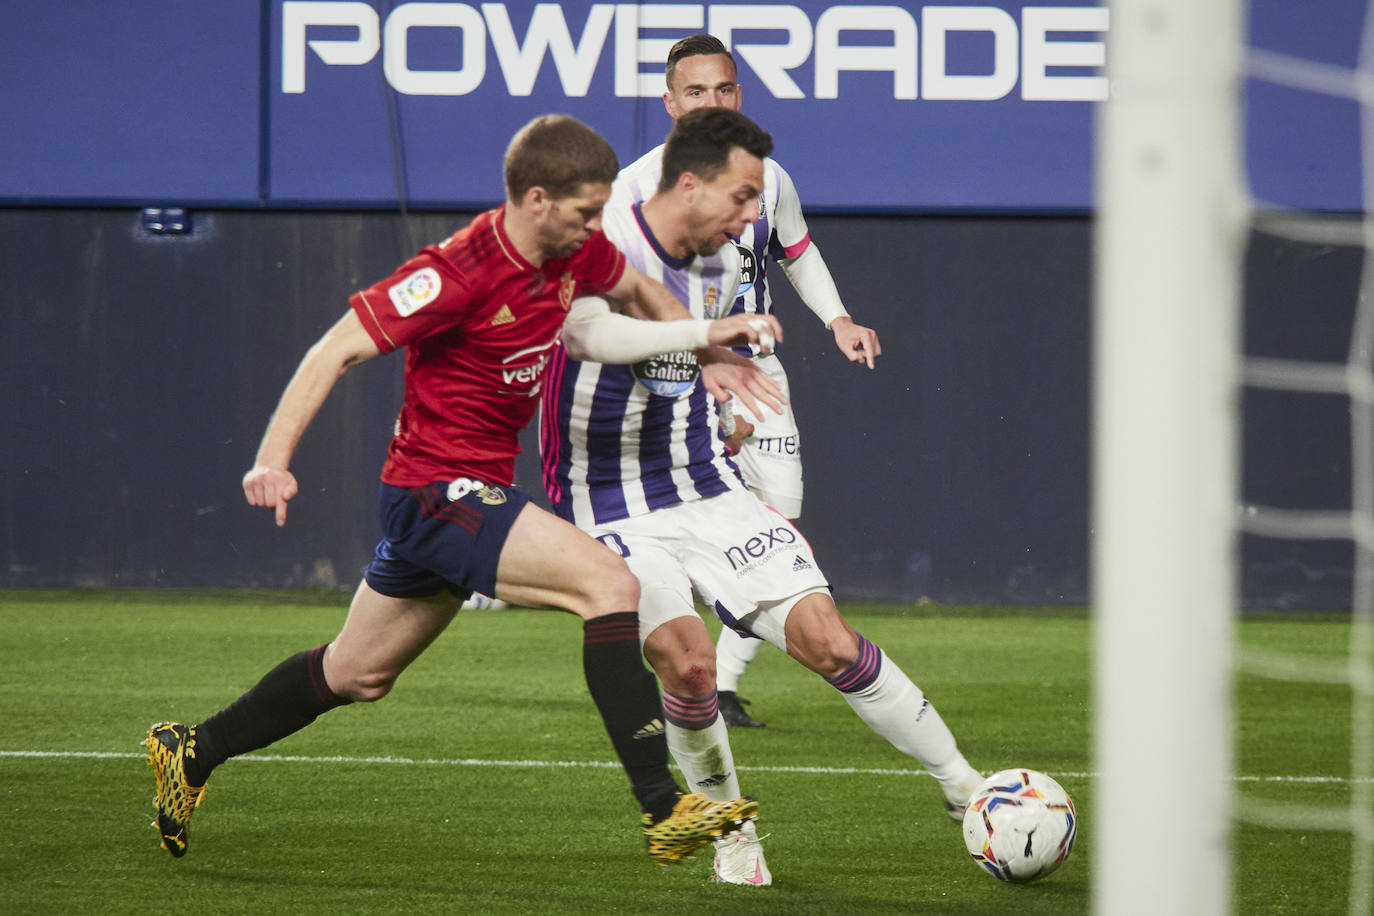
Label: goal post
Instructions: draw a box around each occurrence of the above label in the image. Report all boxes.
[1093,2,1245,914]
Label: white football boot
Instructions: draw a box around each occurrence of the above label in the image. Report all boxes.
[712,819,772,886]
[459,592,509,610]
[942,767,987,821]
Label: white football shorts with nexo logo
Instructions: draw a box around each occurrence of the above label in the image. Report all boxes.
[586,489,831,650]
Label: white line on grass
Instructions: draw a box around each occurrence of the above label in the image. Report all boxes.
[2,749,1370,785]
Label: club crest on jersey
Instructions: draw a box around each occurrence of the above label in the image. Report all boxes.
[558,271,576,310]
[388,266,441,317]
[705,284,718,309]
[735,244,757,296]
[633,350,699,397]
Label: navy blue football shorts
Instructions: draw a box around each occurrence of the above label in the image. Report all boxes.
[363,478,530,600]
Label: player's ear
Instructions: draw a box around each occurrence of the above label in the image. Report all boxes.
[524,185,550,212]
[663,91,680,120]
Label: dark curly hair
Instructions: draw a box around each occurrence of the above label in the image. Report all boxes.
[658,108,773,193]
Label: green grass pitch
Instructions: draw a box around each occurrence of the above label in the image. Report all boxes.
[0,591,1359,914]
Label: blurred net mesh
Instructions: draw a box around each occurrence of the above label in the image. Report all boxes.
[1235,6,1374,914]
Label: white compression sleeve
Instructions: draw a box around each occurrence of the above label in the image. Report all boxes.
[562,296,712,363]
[778,243,850,329]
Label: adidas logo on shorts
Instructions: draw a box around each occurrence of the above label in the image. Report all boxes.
[792,555,812,572]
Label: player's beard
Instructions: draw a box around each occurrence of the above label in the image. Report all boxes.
[537,219,588,261]
[543,234,585,260]
[694,232,731,257]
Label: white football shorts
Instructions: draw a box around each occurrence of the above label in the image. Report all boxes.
[729,353,804,519]
[586,489,830,651]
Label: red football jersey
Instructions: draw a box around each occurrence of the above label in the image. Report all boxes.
[350,206,626,487]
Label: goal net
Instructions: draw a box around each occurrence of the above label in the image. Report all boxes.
[1095,1,1373,914]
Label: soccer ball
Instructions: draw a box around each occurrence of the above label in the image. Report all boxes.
[962,768,1077,883]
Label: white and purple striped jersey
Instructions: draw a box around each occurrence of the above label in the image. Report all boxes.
[540,199,747,527]
[610,145,814,353]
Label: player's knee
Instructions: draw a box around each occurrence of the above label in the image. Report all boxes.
[333,668,399,703]
[794,626,860,679]
[784,595,860,677]
[654,653,718,697]
[683,661,717,697]
[582,557,641,615]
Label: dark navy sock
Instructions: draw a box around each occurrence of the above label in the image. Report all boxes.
[582,613,681,820]
[186,645,349,784]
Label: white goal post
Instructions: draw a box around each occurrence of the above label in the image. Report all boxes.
[1094,2,1245,914]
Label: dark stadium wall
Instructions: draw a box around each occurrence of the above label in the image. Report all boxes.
[0,208,1351,610]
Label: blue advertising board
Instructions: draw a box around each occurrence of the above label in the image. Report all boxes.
[0,1,1363,211]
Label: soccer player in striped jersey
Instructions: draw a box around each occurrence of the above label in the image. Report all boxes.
[541,108,982,886]
[143,114,783,866]
[613,34,884,729]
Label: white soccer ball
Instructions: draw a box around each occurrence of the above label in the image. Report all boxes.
[962,768,1078,883]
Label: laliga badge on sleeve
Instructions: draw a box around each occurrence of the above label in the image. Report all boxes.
[389,267,442,317]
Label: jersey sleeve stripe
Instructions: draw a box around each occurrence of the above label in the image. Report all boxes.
[780,232,811,260]
[349,289,398,352]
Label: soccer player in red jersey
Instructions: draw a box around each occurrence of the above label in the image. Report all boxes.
[143,114,783,866]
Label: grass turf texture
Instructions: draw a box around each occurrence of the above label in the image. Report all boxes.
[0,591,1358,914]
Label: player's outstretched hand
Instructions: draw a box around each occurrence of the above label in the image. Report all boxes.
[698,350,787,418]
[243,465,299,527]
[831,316,881,369]
[708,313,782,354]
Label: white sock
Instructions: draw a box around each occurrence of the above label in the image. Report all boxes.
[833,639,979,795]
[715,628,764,693]
[666,715,741,802]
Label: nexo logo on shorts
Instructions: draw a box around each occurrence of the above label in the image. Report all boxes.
[724,526,798,571]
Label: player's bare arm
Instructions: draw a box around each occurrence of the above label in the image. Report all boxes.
[599,261,683,320]
[600,261,697,320]
[829,315,882,369]
[242,309,381,527]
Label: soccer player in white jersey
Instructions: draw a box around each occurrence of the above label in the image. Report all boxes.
[541,107,983,886]
[611,34,883,728]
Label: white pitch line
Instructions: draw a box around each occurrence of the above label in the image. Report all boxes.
[2,750,1371,785]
